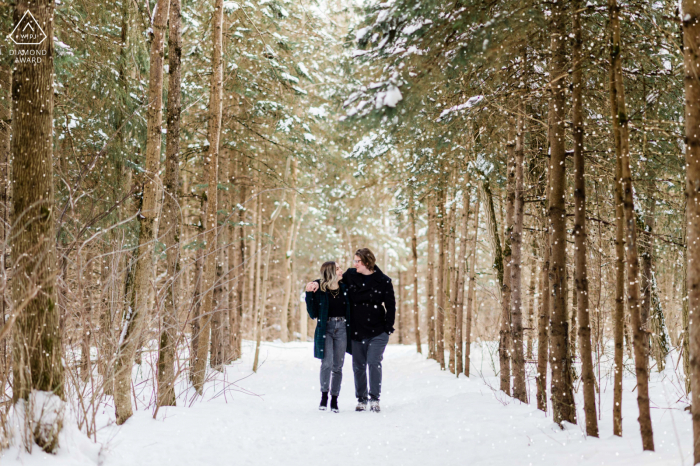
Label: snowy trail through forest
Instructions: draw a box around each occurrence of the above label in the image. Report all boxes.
[5,340,693,466]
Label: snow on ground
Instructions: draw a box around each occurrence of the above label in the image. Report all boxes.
[1,340,692,465]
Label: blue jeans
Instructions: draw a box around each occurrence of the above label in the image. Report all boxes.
[320,318,347,396]
[352,332,390,402]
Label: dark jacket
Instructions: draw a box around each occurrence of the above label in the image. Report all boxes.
[305,281,353,359]
[343,266,396,341]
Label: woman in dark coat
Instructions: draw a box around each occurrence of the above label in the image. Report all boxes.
[305,261,352,412]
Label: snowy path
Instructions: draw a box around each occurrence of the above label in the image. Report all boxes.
[4,340,693,465]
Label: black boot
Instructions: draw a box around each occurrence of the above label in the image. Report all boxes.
[330,395,339,413]
[319,392,328,411]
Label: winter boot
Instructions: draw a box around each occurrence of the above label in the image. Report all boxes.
[319,392,328,411]
[330,395,339,413]
[370,400,381,413]
[355,400,367,412]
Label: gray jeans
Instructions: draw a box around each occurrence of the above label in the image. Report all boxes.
[352,332,390,402]
[320,318,347,396]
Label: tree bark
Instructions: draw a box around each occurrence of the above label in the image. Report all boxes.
[536,222,551,412]
[501,133,515,396]
[572,0,598,436]
[252,158,289,371]
[610,0,654,450]
[114,0,170,424]
[464,191,480,377]
[280,158,298,343]
[191,0,224,393]
[427,194,437,360]
[9,0,64,452]
[446,186,457,372]
[510,111,527,403]
[683,2,700,461]
[157,0,182,408]
[410,190,422,353]
[548,0,576,424]
[436,186,447,369]
[455,176,471,377]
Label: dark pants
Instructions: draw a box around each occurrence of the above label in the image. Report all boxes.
[352,332,389,402]
[320,318,347,396]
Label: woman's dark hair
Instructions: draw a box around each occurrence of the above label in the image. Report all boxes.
[354,248,376,271]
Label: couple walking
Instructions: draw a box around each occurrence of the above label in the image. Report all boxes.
[304,248,396,413]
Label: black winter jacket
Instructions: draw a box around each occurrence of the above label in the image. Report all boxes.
[343,266,396,341]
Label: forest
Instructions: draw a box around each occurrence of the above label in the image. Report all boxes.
[1,0,700,464]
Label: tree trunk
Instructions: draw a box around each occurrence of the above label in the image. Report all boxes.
[436,187,447,370]
[611,0,654,450]
[252,158,289,371]
[410,190,422,353]
[191,0,224,393]
[548,0,576,424]
[608,10,625,437]
[572,0,598,436]
[681,0,700,463]
[526,243,536,360]
[464,191,480,377]
[536,223,550,412]
[510,112,527,403]
[280,158,298,343]
[501,132,515,397]
[157,0,182,408]
[113,0,170,425]
[189,197,207,378]
[232,157,249,359]
[455,177,471,377]
[210,152,229,369]
[427,194,437,360]
[9,0,64,453]
[446,187,457,373]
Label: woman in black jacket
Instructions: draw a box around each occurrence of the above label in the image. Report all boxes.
[305,261,352,412]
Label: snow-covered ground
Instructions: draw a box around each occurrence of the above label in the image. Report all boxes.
[2,340,692,465]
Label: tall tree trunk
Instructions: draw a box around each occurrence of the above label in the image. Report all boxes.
[436,186,447,370]
[157,0,182,408]
[189,198,206,377]
[464,191,480,377]
[427,194,437,360]
[548,0,576,424]
[536,222,550,412]
[114,0,170,424]
[455,178,471,377]
[572,0,598,436]
[79,249,94,382]
[227,150,239,362]
[252,158,289,371]
[191,0,224,393]
[280,158,298,343]
[479,174,505,382]
[210,152,229,369]
[446,187,457,373]
[501,132,515,396]
[526,243,536,360]
[510,112,527,403]
[610,0,654,450]
[410,190,422,353]
[608,7,625,437]
[9,0,63,453]
[684,4,700,461]
[232,158,249,359]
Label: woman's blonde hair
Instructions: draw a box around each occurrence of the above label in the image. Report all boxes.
[319,261,339,292]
